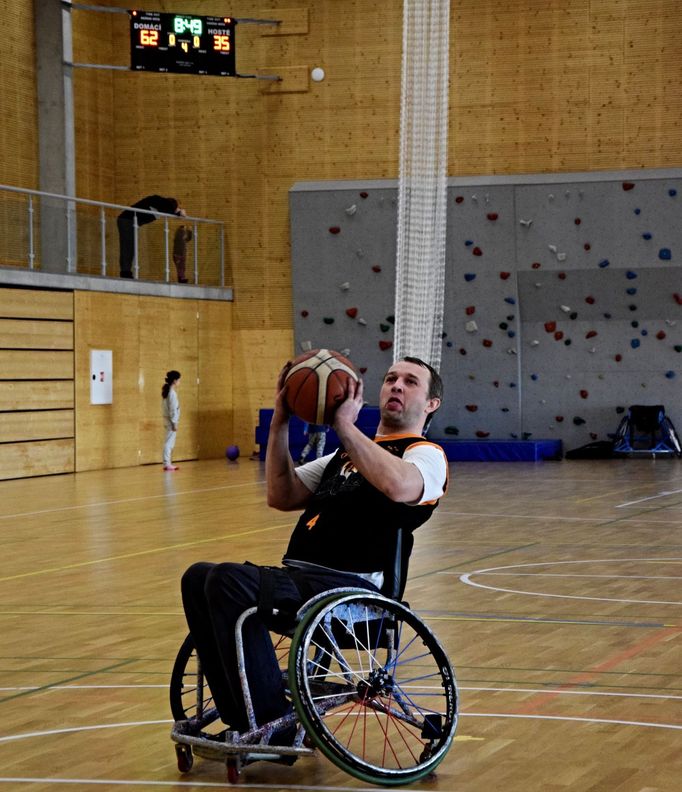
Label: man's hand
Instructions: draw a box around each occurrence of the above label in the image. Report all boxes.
[333,376,364,429]
[273,362,293,421]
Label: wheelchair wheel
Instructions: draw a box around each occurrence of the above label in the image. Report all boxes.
[288,592,458,786]
[170,634,217,723]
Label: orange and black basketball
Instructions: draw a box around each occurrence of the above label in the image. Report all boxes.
[284,349,359,425]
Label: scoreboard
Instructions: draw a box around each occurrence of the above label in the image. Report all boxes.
[129,11,236,76]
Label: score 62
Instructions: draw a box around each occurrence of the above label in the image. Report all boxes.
[140,29,159,46]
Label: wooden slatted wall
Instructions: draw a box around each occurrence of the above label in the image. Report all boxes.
[0,287,75,480]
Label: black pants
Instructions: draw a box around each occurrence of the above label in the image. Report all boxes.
[181,561,378,731]
[117,216,135,277]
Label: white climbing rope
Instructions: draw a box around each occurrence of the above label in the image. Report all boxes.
[394,0,450,370]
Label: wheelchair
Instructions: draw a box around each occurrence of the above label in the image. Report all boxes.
[170,584,459,785]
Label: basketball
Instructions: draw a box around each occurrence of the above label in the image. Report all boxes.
[225,444,240,461]
[284,349,359,425]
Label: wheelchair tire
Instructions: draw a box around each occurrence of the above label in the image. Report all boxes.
[170,633,216,723]
[288,592,458,786]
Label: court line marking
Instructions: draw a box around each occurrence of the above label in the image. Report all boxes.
[461,712,682,730]
[617,488,682,508]
[0,481,265,522]
[0,523,289,585]
[439,509,682,525]
[459,557,682,605]
[3,683,682,702]
[480,572,682,580]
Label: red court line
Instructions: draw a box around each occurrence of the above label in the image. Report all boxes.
[516,624,682,716]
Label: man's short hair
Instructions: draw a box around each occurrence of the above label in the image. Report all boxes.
[401,356,443,403]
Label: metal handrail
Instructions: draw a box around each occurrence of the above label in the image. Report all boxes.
[0,182,226,287]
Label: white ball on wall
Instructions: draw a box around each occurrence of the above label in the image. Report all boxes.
[311,67,325,82]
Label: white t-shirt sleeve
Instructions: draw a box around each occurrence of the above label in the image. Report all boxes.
[294,452,335,492]
[403,442,448,504]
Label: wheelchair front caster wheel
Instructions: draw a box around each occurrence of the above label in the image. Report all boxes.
[175,744,193,773]
[226,757,241,783]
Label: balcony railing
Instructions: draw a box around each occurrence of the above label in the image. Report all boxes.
[0,184,227,288]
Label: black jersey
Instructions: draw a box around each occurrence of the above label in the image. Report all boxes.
[119,195,179,225]
[283,435,445,595]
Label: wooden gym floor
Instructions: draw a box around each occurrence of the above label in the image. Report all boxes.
[0,455,680,791]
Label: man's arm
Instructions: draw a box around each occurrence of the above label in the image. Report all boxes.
[332,380,427,503]
[266,366,316,511]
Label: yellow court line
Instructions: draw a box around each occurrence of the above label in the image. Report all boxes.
[575,485,656,504]
[0,523,289,584]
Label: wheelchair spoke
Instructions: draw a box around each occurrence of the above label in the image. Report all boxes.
[290,592,458,784]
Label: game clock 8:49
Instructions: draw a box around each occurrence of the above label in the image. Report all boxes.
[129,10,236,76]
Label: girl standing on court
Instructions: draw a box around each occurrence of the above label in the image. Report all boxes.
[162,370,181,471]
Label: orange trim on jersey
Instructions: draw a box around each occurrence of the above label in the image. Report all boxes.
[373,435,450,501]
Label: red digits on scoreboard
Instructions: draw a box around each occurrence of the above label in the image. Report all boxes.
[213,34,230,52]
[140,29,159,46]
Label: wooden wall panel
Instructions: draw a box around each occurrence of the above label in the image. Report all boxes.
[0,411,74,443]
[0,350,73,380]
[0,288,73,319]
[137,297,172,465]
[169,300,199,463]
[0,439,74,481]
[198,300,233,458]
[74,291,141,471]
[0,319,73,350]
[0,381,73,411]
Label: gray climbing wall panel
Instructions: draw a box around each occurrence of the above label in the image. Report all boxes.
[289,170,682,451]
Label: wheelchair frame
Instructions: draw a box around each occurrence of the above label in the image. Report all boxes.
[170,586,459,785]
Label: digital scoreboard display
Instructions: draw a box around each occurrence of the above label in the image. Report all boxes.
[129,11,236,76]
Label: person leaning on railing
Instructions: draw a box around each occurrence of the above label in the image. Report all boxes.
[117,195,186,279]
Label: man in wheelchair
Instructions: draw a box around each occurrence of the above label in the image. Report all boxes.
[181,355,448,745]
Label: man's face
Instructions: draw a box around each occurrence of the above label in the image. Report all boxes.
[379,361,439,431]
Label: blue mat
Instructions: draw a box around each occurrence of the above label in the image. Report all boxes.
[256,409,562,462]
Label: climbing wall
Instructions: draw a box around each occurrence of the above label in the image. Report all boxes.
[289,171,682,451]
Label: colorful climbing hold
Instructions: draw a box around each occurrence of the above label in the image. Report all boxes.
[622,181,635,191]
[323,317,334,324]
[558,272,566,280]
[631,338,640,349]
[585,296,595,304]
[665,370,676,379]
[626,288,637,295]
[482,339,493,348]
[464,273,476,282]
[554,331,564,341]
[386,315,395,324]
[379,340,393,351]
[500,271,511,280]
[466,306,476,315]
[301,310,309,318]
[464,240,473,246]
[570,312,578,320]
[359,192,368,198]
[584,243,591,251]
[674,293,682,305]
[585,330,597,339]
[669,188,677,197]
[628,304,637,311]
[573,416,586,426]
[359,367,367,374]
[472,246,483,256]
[532,262,541,269]
[455,196,464,204]
[656,330,666,340]
[626,270,638,279]
[372,265,382,273]
[487,213,498,221]
[659,248,672,260]
[580,390,588,399]
[476,430,490,438]
[574,218,581,225]
[329,227,341,234]
[555,416,564,422]
[504,297,516,305]
[544,321,556,333]
[465,405,478,412]
[345,307,358,318]
[380,323,390,332]
[531,373,539,381]
[445,426,459,435]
